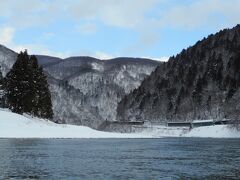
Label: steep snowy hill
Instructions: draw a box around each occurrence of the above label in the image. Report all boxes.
[0,46,160,128]
[117,25,240,124]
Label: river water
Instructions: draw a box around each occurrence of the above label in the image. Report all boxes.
[0,138,239,179]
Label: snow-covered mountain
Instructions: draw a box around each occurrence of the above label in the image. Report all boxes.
[0,45,17,76]
[0,45,160,128]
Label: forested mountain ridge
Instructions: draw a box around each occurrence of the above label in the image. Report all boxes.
[0,45,160,128]
[117,25,240,123]
[44,56,159,128]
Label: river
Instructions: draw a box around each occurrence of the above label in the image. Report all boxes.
[0,138,239,179]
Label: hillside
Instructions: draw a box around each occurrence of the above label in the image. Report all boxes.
[117,25,240,124]
[45,57,159,128]
[0,46,160,128]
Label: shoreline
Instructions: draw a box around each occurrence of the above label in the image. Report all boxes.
[1,110,240,139]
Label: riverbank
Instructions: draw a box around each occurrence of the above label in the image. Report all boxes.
[0,109,150,138]
[0,109,240,138]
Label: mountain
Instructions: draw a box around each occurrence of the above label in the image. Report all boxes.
[0,45,17,76]
[44,56,159,128]
[117,25,240,124]
[0,45,160,128]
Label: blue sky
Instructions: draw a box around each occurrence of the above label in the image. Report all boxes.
[0,0,239,60]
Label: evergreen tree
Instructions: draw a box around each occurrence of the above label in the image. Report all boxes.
[35,66,53,119]
[4,51,30,113]
[4,51,53,119]
[28,55,53,119]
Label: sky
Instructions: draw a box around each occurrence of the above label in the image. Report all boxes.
[0,0,240,60]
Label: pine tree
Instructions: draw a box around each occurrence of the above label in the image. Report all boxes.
[4,51,30,113]
[4,51,53,119]
[35,66,53,119]
[27,55,53,119]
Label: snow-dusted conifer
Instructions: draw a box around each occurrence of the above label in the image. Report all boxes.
[30,55,53,119]
[4,51,30,113]
[4,51,53,119]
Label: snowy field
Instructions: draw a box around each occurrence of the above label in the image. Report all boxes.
[0,109,151,138]
[0,109,240,138]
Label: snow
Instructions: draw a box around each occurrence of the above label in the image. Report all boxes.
[91,62,104,71]
[139,125,240,138]
[0,109,151,138]
[192,119,214,123]
[184,125,240,138]
[0,109,240,139]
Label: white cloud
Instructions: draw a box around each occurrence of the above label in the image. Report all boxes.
[1,0,240,57]
[18,44,71,58]
[159,0,240,30]
[2,0,240,30]
[67,0,160,28]
[1,0,240,31]
[0,0,162,55]
[14,44,71,59]
[0,26,70,58]
[0,0,53,28]
[0,25,111,59]
[0,27,15,45]
[0,0,160,29]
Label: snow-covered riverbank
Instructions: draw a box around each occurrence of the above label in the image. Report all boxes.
[0,110,150,138]
[0,109,240,138]
[141,125,240,138]
[185,125,240,138]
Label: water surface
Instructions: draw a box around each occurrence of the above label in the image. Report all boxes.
[0,138,240,179]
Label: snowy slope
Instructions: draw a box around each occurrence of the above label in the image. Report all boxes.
[0,110,150,138]
[0,110,240,138]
